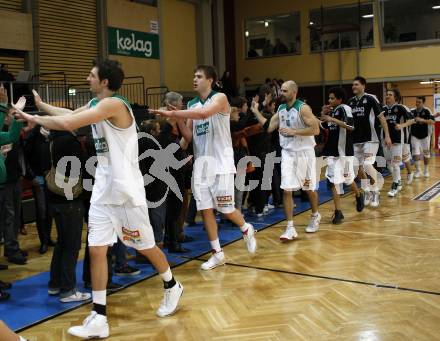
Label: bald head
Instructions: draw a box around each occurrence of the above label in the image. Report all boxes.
[280,80,298,103]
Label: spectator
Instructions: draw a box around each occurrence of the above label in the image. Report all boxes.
[2,113,27,264]
[46,130,90,303]
[238,77,251,98]
[0,89,24,300]
[23,125,54,254]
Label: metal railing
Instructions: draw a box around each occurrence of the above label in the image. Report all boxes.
[6,75,148,110]
[146,86,169,109]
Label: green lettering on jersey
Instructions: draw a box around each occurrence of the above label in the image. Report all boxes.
[94,137,109,153]
[195,121,209,136]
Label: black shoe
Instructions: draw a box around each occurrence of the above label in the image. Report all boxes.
[114,264,141,277]
[0,290,10,301]
[19,249,29,257]
[331,210,344,224]
[47,240,56,247]
[356,192,365,212]
[39,244,49,254]
[0,280,11,290]
[4,249,28,258]
[8,254,27,265]
[179,234,194,243]
[107,281,123,293]
[168,242,190,253]
[0,264,8,271]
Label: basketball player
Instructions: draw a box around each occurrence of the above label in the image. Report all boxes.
[13,60,183,339]
[320,87,364,224]
[250,80,321,239]
[382,89,414,197]
[411,96,435,178]
[348,76,391,207]
[151,65,257,271]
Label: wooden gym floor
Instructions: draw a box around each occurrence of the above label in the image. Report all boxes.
[7,158,440,340]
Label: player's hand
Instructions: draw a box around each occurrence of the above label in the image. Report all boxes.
[32,90,43,109]
[150,108,174,118]
[320,114,333,123]
[12,105,37,126]
[0,84,8,104]
[321,104,332,115]
[384,136,392,148]
[12,96,26,111]
[279,127,295,137]
[395,124,402,130]
[415,116,423,123]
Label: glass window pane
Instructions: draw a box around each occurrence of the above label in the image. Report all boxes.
[245,13,301,59]
[309,3,374,52]
[381,0,440,44]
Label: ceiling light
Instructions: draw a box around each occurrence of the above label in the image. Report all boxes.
[309,21,314,25]
[245,30,249,37]
[432,5,440,9]
[362,14,374,18]
[264,21,269,27]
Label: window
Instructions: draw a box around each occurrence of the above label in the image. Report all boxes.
[245,13,301,59]
[309,3,374,52]
[380,0,440,45]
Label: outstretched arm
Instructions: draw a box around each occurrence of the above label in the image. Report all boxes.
[13,97,123,131]
[250,100,279,133]
[33,90,88,116]
[151,93,230,120]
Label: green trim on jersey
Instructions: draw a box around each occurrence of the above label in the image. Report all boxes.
[187,90,218,108]
[277,99,305,113]
[89,94,132,111]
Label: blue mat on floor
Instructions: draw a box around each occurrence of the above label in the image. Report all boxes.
[2,180,334,332]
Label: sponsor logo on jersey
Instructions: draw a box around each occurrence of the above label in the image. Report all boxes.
[216,195,233,207]
[195,121,209,136]
[94,137,109,153]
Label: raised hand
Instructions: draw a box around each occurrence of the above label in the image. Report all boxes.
[0,84,8,104]
[32,89,43,109]
[12,96,26,111]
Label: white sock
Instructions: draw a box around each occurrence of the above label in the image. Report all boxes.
[160,267,173,282]
[210,239,222,253]
[311,212,319,217]
[287,220,294,227]
[239,222,250,233]
[19,337,27,341]
[92,290,106,306]
[393,164,401,182]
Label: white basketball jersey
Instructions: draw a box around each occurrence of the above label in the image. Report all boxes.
[278,100,316,152]
[89,95,146,206]
[188,91,236,179]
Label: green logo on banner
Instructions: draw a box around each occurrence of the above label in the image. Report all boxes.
[108,27,159,59]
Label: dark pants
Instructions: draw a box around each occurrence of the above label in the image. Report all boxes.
[165,192,182,244]
[248,165,268,214]
[113,238,128,269]
[272,162,283,206]
[48,200,84,297]
[32,181,53,245]
[185,195,197,224]
[148,200,166,243]
[0,180,22,256]
[81,192,113,285]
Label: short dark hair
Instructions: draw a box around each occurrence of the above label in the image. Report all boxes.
[353,76,367,86]
[195,65,217,85]
[93,59,124,91]
[388,88,401,103]
[416,96,426,103]
[328,87,347,103]
[230,96,247,109]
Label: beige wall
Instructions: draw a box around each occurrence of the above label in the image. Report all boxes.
[160,0,197,92]
[235,0,440,86]
[107,0,160,88]
[0,10,33,51]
